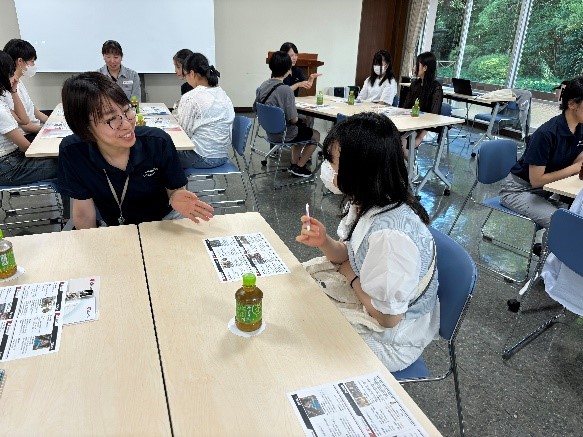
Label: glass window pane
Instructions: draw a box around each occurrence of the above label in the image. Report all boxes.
[430,0,466,79]
[516,0,583,93]
[459,0,522,86]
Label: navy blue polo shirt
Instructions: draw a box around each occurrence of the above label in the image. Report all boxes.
[511,113,583,182]
[58,127,187,226]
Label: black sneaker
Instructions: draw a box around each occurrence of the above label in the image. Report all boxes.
[289,164,312,178]
[532,243,542,257]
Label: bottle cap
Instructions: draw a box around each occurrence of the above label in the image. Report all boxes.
[131,95,137,100]
[242,272,256,287]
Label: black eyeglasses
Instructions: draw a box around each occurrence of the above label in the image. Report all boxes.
[99,107,136,130]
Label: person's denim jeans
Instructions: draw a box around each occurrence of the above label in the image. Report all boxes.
[0,150,58,185]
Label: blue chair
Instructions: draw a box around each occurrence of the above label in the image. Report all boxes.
[448,139,539,282]
[474,101,520,136]
[185,115,258,212]
[251,103,320,190]
[392,94,399,107]
[503,208,583,360]
[336,113,348,124]
[392,226,478,437]
[0,181,64,233]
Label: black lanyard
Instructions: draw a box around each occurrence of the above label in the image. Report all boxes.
[103,170,129,225]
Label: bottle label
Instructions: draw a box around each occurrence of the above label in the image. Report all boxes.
[0,250,16,273]
[236,302,262,325]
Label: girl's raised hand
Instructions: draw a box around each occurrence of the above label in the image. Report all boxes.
[296,214,327,248]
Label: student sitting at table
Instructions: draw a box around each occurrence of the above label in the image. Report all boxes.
[401,51,443,150]
[174,53,235,169]
[296,112,439,372]
[58,72,214,229]
[0,50,57,185]
[1,39,47,141]
[280,42,321,97]
[97,40,141,102]
[357,49,397,106]
[500,77,583,233]
[172,49,194,99]
[254,50,320,178]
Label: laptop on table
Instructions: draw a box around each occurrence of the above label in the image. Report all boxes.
[451,78,481,96]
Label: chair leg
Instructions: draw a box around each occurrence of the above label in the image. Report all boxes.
[449,342,466,437]
[447,181,477,235]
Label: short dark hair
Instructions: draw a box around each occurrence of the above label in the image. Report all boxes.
[0,51,15,96]
[182,52,220,87]
[323,112,430,239]
[62,72,130,142]
[3,39,37,63]
[269,51,292,78]
[560,77,583,111]
[279,42,298,54]
[102,40,123,57]
[368,49,395,86]
[173,48,194,66]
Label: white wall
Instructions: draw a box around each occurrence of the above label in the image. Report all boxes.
[0,0,362,108]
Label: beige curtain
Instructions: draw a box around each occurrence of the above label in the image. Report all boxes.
[400,0,431,79]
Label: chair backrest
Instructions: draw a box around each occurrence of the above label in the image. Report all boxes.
[336,113,348,123]
[392,94,399,107]
[429,227,478,341]
[255,102,286,136]
[547,208,583,277]
[232,115,253,157]
[440,102,452,117]
[477,139,517,184]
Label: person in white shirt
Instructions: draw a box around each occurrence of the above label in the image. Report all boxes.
[0,51,57,185]
[296,112,439,372]
[175,53,235,169]
[1,39,48,140]
[357,50,398,106]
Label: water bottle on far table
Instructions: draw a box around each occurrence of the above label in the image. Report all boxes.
[316,90,324,106]
[347,90,355,106]
[411,98,420,117]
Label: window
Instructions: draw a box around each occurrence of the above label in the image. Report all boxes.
[430,0,466,79]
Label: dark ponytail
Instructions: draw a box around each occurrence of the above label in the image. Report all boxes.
[559,77,583,112]
[183,53,220,87]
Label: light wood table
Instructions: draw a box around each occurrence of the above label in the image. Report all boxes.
[544,174,583,198]
[296,95,464,193]
[139,212,441,436]
[0,226,171,436]
[26,103,193,158]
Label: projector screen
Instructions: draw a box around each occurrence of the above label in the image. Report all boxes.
[14,0,215,73]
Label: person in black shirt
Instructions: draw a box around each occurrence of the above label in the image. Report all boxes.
[401,52,443,153]
[58,72,214,229]
[279,42,321,97]
[500,77,583,229]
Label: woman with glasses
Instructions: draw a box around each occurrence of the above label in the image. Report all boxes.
[58,72,214,229]
[0,50,57,185]
[1,39,47,141]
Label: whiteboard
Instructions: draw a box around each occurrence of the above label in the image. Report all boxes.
[13,0,215,73]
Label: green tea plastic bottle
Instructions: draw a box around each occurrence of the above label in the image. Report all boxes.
[0,229,17,279]
[347,90,355,105]
[411,98,420,117]
[130,95,140,114]
[235,273,263,332]
[316,90,324,105]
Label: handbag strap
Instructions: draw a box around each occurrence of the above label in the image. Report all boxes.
[259,82,284,104]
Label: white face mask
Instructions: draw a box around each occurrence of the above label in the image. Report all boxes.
[373,65,384,75]
[320,160,342,195]
[23,64,37,78]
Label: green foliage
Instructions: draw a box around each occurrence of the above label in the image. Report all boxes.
[466,54,510,84]
[514,77,561,92]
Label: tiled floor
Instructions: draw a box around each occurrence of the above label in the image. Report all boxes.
[3,115,581,436]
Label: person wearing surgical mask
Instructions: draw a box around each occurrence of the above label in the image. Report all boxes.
[1,39,48,141]
[357,50,397,105]
[297,112,439,372]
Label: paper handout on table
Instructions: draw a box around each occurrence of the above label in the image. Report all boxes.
[139,105,170,115]
[143,116,180,131]
[0,281,66,362]
[288,372,428,437]
[63,277,100,325]
[40,121,73,138]
[204,233,289,282]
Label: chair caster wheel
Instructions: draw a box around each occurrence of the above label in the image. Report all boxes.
[471,152,476,158]
[261,160,267,166]
[444,188,451,196]
[507,299,520,312]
